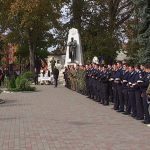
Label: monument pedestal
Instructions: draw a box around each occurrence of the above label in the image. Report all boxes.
[65,28,84,66]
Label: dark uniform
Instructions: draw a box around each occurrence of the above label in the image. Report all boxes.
[134,70,144,119]
[88,67,95,99]
[140,72,150,124]
[122,70,130,113]
[86,69,90,96]
[96,69,103,102]
[100,70,110,105]
[111,69,119,110]
[128,71,137,117]
[107,67,114,102]
[114,67,124,111]
[92,68,99,99]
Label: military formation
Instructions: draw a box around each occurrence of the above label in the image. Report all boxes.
[63,61,150,124]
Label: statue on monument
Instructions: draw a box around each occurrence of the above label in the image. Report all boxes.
[68,37,77,63]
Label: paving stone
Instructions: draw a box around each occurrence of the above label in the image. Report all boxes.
[0,85,150,150]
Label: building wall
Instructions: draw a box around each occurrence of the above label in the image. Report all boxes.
[1,35,18,68]
[5,43,17,65]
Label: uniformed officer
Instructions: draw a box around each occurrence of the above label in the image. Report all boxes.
[110,63,119,109]
[95,65,104,102]
[88,63,96,99]
[134,64,144,120]
[140,64,150,124]
[107,64,113,102]
[91,64,99,100]
[127,65,137,118]
[114,61,124,112]
[75,65,79,92]
[100,65,110,105]
[121,63,130,114]
[85,64,90,96]
[87,64,93,98]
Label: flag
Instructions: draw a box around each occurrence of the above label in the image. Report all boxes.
[99,56,105,64]
[40,58,44,67]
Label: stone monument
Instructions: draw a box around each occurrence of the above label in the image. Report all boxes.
[65,28,84,66]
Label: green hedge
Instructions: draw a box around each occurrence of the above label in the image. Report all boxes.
[4,71,36,91]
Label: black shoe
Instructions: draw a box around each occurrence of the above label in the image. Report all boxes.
[94,96,98,100]
[91,95,94,99]
[117,110,124,112]
[114,108,119,110]
[85,93,88,96]
[103,103,109,106]
[95,98,100,102]
[136,117,144,120]
[141,120,150,124]
[122,112,131,115]
[100,100,104,104]
[131,114,137,118]
[87,95,91,98]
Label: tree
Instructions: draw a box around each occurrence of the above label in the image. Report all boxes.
[60,0,134,63]
[0,36,5,66]
[131,0,150,63]
[0,0,65,73]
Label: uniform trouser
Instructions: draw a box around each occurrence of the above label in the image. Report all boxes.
[129,90,136,116]
[135,90,144,118]
[142,91,150,122]
[88,78,93,96]
[34,76,38,85]
[96,81,101,97]
[109,83,113,102]
[113,87,119,109]
[75,79,78,91]
[92,79,97,96]
[101,82,109,102]
[123,89,128,111]
[66,78,70,88]
[54,78,58,87]
[86,78,89,94]
[117,85,124,111]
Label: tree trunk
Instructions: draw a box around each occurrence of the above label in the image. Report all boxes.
[28,31,35,73]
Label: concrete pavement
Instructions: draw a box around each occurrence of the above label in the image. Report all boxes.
[0,85,150,150]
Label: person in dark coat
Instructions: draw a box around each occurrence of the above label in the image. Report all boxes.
[34,68,38,85]
[100,65,110,105]
[53,66,59,87]
[140,64,150,124]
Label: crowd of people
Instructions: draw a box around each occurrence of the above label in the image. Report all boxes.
[63,61,150,124]
[0,67,11,86]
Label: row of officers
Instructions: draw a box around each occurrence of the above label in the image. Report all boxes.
[63,61,150,124]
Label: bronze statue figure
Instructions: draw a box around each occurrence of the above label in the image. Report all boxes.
[68,37,77,63]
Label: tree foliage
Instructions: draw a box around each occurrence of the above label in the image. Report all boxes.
[129,0,150,64]
[0,0,139,65]
[60,0,134,63]
[0,0,65,72]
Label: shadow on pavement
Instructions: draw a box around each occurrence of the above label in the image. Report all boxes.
[0,100,32,107]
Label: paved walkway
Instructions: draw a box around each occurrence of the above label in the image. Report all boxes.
[0,85,150,150]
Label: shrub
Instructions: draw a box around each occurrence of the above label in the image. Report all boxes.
[5,71,36,92]
[4,78,10,88]
[9,76,16,88]
[23,71,34,80]
[15,75,28,91]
